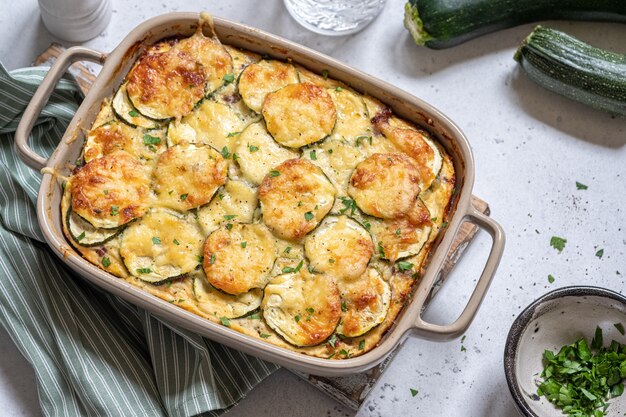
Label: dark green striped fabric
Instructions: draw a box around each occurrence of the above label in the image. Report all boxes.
[0,64,278,417]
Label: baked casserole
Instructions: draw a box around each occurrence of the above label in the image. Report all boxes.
[61,15,456,359]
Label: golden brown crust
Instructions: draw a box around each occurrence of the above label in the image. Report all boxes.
[202,223,277,295]
[238,60,299,112]
[70,150,151,228]
[258,159,336,241]
[126,47,206,120]
[153,144,227,211]
[262,83,337,148]
[84,121,165,163]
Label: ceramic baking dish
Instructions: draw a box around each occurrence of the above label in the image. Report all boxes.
[15,12,504,376]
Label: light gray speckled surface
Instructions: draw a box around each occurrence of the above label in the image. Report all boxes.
[1,1,625,416]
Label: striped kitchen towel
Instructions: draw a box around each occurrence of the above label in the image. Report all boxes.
[0,63,278,417]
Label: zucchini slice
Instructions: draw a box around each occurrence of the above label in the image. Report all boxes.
[196,180,258,235]
[66,207,121,247]
[166,100,248,151]
[112,83,163,130]
[295,65,344,89]
[327,87,371,141]
[262,270,341,347]
[262,83,337,149]
[304,215,373,281]
[154,143,227,212]
[126,44,206,120]
[119,209,204,284]
[202,223,278,295]
[70,151,152,229]
[84,121,166,163]
[369,215,432,262]
[238,59,300,112]
[92,98,115,129]
[336,268,391,338]
[259,159,336,241]
[302,137,366,191]
[348,153,424,224]
[174,29,233,95]
[192,272,262,319]
[234,122,299,186]
[374,114,443,190]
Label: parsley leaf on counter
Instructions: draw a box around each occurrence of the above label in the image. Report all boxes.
[548,274,555,284]
[537,327,626,417]
[550,236,567,253]
[576,181,588,190]
[596,249,604,259]
[410,388,418,397]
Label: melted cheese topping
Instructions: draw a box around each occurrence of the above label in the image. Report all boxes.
[126,46,206,120]
[327,87,371,141]
[262,271,341,347]
[262,83,336,148]
[166,100,247,151]
[234,122,299,185]
[259,159,336,241]
[174,31,232,94]
[203,223,277,295]
[70,150,151,228]
[120,209,204,282]
[193,272,262,318]
[336,268,391,337]
[154,143,227,211]
[304,216,373,280]
[238,60,299,112]
[302,137,366,191]
[196,180,258,235]
[84,121,166,163]
[348,153,423,223]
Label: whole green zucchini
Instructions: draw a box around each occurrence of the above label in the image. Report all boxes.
[515,26,626,116]
[404,0,626,49]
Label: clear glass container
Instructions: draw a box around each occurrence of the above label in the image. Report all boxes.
[284,0,388,36]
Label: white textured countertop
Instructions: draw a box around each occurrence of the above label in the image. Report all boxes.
[1,1,625,416]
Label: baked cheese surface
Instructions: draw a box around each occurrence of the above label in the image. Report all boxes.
[64,20,456,360]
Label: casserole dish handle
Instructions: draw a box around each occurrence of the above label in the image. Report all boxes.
[410,206,505,340]
[15,46,106,171]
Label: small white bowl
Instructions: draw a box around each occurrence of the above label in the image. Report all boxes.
[504,286,626,417]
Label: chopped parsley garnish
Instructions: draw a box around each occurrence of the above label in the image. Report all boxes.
[339,348,351,358]
[596,249,604,259]
[355,135,372,146]
[223,73,235,84]
[441,221,448,228]
[397,261,414,272]
[269,170,280,177]
[576,181,588,190]
[282,260,304,274]
[226,223,233,231]
[339,197,357,215]
[226,131,241,137]
[327,334,338,348]
[223,214,237,220]
[548,274,555,284]
[197,255,204,263]
[341,301,347,312]
[363,220,371,231]
[260,333,271,338]
[128,110,140,117]
[284,246,292,254]
[322,69,329,80]
[221,146,231,159]
[294,314,301,323]
[136,268,152,274]
[75,231,86,241]
[395,228,401,236]
[220,317,230,327]
[306,307,314,314]
[110,205,119,216]
[218,193,225,200]
[241,241,247,248]
[359,340,365,350]
[537,327,626,417]
[248,144,259,152]
[378,241,386,259]
[173,239,180,245]
[335,86,343,92]
[180,193,188,201]
[152,237,161,245]
[304,211,314,221]
[550,236,567,253]
[309,150,317,160]
[143,133,161,145]
[248,313,261,320]
[410,388,418,397]
[328,259,335,263]
[103,189,109,195]
[101,257,111,268]
[209,253,216,265]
